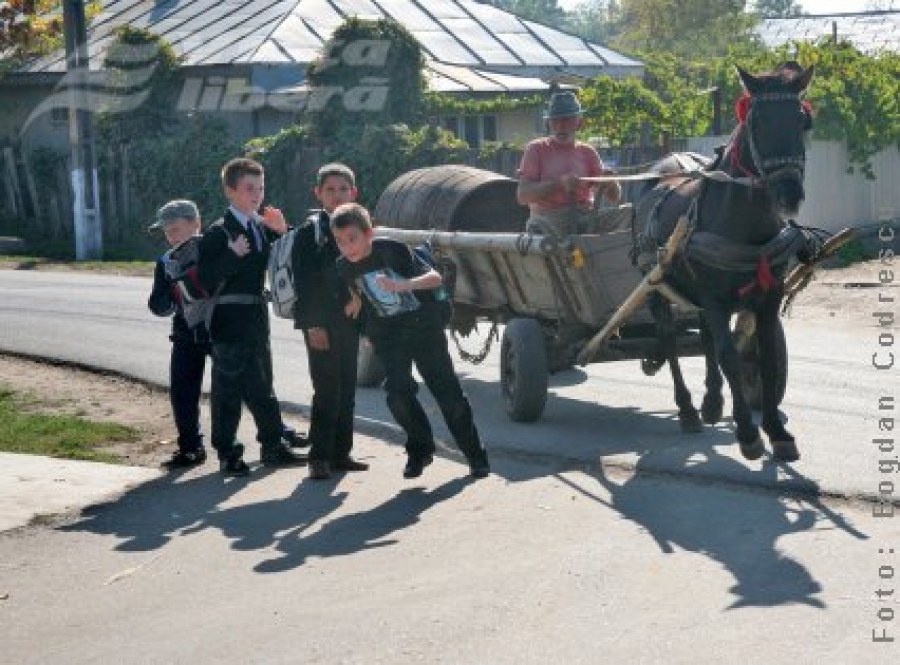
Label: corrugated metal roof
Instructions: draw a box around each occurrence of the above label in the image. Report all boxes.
[22,0,641,92]
[424,61,553,93]
[274,61,560,94]
[758,11,900,55]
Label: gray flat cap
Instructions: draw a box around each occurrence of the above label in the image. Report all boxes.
[149,199,200,230]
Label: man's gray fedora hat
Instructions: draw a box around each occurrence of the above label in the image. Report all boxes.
[544,91,584,119]
[149,199,200,231]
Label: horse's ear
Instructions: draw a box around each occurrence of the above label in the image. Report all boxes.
[736,65,761,94]
[790,65,815,94]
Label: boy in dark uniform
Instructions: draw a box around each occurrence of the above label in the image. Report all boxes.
[331,203,490,480]
[147,200,209,468]
[291,163,367,480]
[198,158,306,476]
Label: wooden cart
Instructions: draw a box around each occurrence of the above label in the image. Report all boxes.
[359,165,838,423]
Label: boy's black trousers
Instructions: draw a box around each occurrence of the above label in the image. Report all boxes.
[303,316,359,463]
[169,337,208,453]
[209,339,283,459]
[371,305,487,466]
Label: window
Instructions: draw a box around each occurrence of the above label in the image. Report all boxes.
[437,114,498,147]
[482,115,497,142]
[50,107,69,126]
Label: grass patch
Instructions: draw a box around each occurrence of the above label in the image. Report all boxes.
[0,255,154,277]
[0,386,138,463]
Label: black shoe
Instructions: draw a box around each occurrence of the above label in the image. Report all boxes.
[161,448,207,469]
[469,462,491,479]
[219,443,249,477]
[220,457,250,476]
[283,428,310,449]
[308,459,332,480]
[467,453,490,479]
[403,454,433,479]
[260,442,308,467]
[333,457,369,472]
[219,442,250,476]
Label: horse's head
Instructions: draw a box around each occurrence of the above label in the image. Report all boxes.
[732,62,814,220]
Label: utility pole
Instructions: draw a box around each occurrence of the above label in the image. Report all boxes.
[62,0,102,260]
[711,87,722,136]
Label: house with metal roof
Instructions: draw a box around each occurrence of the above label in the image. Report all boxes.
[758,10,900,55]
[2,0,643,149]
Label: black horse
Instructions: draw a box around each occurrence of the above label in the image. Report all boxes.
[634,62,815,462]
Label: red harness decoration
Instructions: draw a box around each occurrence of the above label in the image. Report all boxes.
[735,92,752,124]
[738,255,778,299]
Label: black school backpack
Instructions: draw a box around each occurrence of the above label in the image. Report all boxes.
[164,221,261,330]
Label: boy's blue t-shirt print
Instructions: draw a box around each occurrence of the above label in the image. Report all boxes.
[359,268,420,317]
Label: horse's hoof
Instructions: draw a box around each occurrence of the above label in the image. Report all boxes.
[679,409,703,434]
[739,436,765,461]
[772,439,800,462]
[701,398,723,425]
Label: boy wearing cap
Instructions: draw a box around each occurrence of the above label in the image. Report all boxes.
[517,91,622,237]
[290,163,367,480]
[148,200,210,468]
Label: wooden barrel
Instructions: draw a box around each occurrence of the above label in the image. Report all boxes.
[374,165,528,233]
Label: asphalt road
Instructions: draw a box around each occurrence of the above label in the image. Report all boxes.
[0,269,892,499]
[0,269,898,663]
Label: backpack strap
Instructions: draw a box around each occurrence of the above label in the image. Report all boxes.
[305,209,328,248]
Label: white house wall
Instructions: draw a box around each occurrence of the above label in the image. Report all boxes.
[688,136,900,232]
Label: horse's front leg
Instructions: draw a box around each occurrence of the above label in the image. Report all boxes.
[756,301,798,461]
[703,308,764,459]
[649,294,701,433]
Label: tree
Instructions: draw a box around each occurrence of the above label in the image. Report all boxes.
[0,0,63,72]
[95,26,185,144]
[580,75,667,144]
[564,1,625,44]
[752,0,802,17]
[483,1,567,25]
[611,0,757,57]
[305,18,425,141]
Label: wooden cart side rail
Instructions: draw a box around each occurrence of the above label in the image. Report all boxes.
[373,227,558,257]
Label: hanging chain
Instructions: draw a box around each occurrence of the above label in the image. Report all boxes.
[451,321,500,365]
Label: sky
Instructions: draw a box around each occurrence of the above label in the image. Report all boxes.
[556,1,890,13]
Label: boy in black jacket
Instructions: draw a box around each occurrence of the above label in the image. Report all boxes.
[147,200,209,468]
[331,203,490,480]
[291,163,366,480]
[198,158,306,476]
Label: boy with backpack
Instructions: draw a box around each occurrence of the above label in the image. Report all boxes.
[330,202,490,480]
[147,200,210,468]
[289,163,367,480]
[148,198,305,471]
[198,158,307,476]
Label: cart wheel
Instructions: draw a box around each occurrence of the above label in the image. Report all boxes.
[501,318,548,422]
[357,336,386,388]
[732,313,787,409]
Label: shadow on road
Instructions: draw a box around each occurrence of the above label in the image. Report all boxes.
[59,468,255,552]
[61,465,469,575]
[252,478,468,573]
[556,443,868,610]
